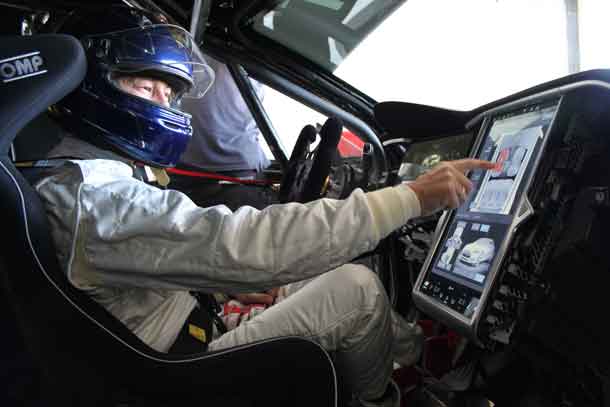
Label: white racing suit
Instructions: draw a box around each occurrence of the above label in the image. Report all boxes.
[36,159,423,404]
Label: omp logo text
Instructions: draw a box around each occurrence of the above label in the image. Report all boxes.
[1,51,46,83]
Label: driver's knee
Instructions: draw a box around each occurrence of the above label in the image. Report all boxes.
[327,263,389,313]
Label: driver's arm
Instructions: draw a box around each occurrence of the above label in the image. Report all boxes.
[37,159,491,294]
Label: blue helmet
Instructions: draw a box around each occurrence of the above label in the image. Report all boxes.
[54,8,214,167]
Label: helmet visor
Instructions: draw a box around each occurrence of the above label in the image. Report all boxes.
[87,24,214,99]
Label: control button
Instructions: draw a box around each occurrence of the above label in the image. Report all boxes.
[499,284,528,301]
[493,300,511,313]
[486,315,500,327]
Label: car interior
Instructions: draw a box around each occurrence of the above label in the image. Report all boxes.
[2,1,610,407]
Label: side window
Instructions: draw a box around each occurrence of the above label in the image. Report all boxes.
[259,85,364,160]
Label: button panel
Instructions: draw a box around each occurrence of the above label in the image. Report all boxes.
[420,274,482,317]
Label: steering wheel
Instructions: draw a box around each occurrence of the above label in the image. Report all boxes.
[279,117,343,203]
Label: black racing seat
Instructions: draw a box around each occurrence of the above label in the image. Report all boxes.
[0,34,338,406]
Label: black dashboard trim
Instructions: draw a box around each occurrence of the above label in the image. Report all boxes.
[374,69,610,142]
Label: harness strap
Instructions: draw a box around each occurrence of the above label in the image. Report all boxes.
[166,166,273,186]
[168,293,228,354]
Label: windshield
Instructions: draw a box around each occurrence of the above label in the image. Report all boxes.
[252,0,405,71]
[251,0,610,110]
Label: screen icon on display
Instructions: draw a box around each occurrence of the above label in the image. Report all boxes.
[435,221,500,286]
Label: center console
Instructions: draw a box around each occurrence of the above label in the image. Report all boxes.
[412,97,561,345]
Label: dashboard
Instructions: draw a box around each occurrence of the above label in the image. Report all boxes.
[393,75,610,365]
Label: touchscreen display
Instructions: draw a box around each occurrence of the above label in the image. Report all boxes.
[469,126,541,215]
[421,101,559,317]
[466,104,558,216]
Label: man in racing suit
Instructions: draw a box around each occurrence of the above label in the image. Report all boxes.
[37,8,494,407]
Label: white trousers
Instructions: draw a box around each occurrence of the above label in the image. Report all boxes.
[208,264,423,402]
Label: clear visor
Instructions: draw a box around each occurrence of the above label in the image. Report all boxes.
[87,24,214,99]
[108,74,183,110]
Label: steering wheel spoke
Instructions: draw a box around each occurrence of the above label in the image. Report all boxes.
[279,117,343,203]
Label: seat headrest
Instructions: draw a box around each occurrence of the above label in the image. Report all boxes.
[0,34,86,154]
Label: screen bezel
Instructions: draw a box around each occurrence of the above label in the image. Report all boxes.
[412,96,563,338]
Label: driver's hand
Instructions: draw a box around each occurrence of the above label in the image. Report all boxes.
[407,159,495,216]
[232,288,279,306]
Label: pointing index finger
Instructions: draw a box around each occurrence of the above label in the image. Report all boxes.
[452,159,496,173]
